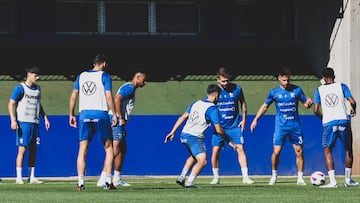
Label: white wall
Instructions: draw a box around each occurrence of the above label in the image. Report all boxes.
[327,0,360,174]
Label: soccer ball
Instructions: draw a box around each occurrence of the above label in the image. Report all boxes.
[310,171,326,186]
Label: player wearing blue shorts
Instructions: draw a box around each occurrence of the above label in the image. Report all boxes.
[97,70,147,187]
[313,67,358,188]
[250,67,312,185]
[210,67,254,185]
[69,53,117,191]
[8,66,50,185]
[165,84,236,188]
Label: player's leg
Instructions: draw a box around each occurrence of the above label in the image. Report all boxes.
[269,128,285,185]
[113,140,130,186]
[28,143,43,184]
[210,146,221,184]
[98,119,116,190]
[185,152,207,188]
[76,140,89,189]
[15,146,26,184]
[97,119,118,187]
[15,123,30,184]
[210,133,224,184]
[292,144,305,185]
[235,144,254,184]
[112,125,130,186]
[180,134,206,187]
[289,129,305,185]
[177,156,195,186]
[230,128,254,184]
[27,125,43,184]
[320,125,338,188]
[269,145,282,185]
[103,138,116,189]
[343,125,358,187]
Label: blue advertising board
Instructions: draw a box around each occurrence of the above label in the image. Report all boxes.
[0,115,345,177]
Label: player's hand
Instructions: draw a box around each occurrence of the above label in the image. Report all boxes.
[44,120,50,131]
[305,97,313,109]
[164,133,174,143]
[111,115,117,127]
[250,120,257,133]
[350,109,356,117]
[239,120,246,132]
[10,120,18,130]
[119,118,126,126]
[229,142,237,151]
[69,116,77,128]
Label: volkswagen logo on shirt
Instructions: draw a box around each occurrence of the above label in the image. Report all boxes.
[324,93,338,107]
[82,81,97,95]
[189,111,199,122]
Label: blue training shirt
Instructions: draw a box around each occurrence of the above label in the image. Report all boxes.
[265,84,307,128]
[217,83,243,129]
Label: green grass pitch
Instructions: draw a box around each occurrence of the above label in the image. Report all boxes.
[0,176,359,202]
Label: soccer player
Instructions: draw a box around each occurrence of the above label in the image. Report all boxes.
[250,67,312,185]
[69,53,117,191]
[8,66,50,184]
[210,67,253,185]
[164,84,237,188]
[97,69,147,187]
[313,67,358,188]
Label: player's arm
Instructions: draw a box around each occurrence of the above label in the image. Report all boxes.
[102,73,117,127]
[213,123,236,150]
[343,84,357,117]
[347,97,356,117]
[313,103,322,120]
[250,103,268,132]
[312,88,322,119]
[114,94,125,126]
[39,104,50,131]
[164,112,189,143]
[69,89,78,128]
[8,99,18,130]
[238,91,247,131]
[105,90,117,127]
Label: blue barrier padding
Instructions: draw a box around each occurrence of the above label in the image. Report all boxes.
[0,115,345,177]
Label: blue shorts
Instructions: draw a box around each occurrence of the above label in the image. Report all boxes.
[79,118,112,142]
[180,133,206,157]
[323,123,352,149]
[16,122,39,147]
[112,125,126,141]
[273,125,304,146]
[212,127,244,146]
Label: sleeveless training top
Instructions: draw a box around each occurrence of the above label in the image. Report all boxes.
[16,83,41,124]
[78,71,107,112]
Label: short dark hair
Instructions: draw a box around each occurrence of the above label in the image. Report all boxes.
[278,66,291,76]
[217,67,231,78]
[93,53,108,65]
[25,66,39,74]
[207,84,221,95]
[322,67,335,78]
[132,68,146,76]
